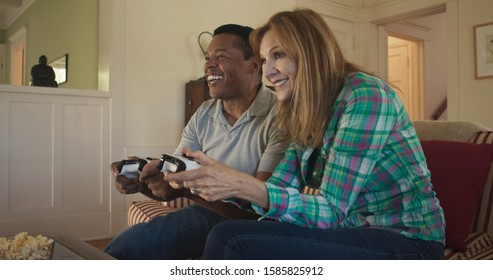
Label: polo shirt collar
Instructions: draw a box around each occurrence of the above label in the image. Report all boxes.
[210,85,273,125]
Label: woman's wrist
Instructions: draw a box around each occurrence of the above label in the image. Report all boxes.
[236,173,270,209]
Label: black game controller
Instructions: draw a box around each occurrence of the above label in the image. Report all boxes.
[158,153,200,173]
[117,158,149,179]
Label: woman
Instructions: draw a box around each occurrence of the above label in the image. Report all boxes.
[165,9,445,259]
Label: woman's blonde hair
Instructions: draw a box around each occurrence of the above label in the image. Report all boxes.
[251,9,361,148]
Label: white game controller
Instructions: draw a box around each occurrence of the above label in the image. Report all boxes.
[117,158,149,179]
[159,153,201,173]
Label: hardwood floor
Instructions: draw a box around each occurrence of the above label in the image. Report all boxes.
[86,238,112,250]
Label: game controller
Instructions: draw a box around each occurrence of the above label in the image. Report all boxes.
[158,153,201,173]
[117,158,149,179]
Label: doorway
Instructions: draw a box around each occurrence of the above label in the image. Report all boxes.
[387,35,423,121]
[8,27,27,86]
[0,44,5,84]
[380,12,448,121]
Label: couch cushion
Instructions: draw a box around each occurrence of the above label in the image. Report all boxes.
[421,140,493,251]
[444,232,493,260]
[128,200,178,226]
[468,131,493,237]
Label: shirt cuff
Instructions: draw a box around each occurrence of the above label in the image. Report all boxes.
[252,182,290,220]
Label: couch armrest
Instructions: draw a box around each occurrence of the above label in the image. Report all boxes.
[413,120,489,142]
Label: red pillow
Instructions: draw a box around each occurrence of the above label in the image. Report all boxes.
[420,140,493,251]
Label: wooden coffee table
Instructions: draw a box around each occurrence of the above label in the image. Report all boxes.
[52,235,114,260]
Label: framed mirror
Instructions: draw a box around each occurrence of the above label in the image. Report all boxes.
[49,54,68,84]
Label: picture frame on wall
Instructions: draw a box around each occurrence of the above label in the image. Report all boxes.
[474,22,493,79]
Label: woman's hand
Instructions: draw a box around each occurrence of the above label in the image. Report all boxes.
[164,148,270,208]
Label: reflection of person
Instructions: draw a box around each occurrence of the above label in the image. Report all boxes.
[103,24,289,259]
[166,9,446,260]
[30,55,58,87]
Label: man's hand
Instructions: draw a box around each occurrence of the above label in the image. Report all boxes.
[140,159,190,200]
[110,159,147,194]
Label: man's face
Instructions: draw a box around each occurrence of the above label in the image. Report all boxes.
[203,34,253,100]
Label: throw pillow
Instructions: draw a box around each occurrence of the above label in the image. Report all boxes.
[420,140,493,251]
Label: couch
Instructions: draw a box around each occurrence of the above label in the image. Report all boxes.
[128,120,493,259]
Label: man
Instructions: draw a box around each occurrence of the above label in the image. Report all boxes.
[104,24,288,259]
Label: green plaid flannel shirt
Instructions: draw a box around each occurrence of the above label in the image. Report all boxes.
[253,72,445,244]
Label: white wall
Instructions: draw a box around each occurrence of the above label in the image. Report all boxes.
[457,0,493,126]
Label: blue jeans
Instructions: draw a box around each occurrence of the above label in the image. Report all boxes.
[104,204,227,259]
[202,220,444,260]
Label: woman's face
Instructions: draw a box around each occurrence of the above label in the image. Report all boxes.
[259,31,297,102]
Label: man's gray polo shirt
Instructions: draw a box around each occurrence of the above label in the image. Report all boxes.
[175,85,288,176]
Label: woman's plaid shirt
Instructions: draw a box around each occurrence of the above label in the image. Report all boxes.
[253,72,445,244]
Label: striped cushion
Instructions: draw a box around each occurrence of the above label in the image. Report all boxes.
[128,200,178,226]
[161,197,194,209]
[469,131,493,144]
[444,232,493,260]
[468,132,493,241]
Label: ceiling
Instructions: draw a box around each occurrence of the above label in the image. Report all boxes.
[318,0,402,9]
[0,0,30,29]
[0,0,427,30]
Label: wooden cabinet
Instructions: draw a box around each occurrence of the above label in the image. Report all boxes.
[185,78,210,125]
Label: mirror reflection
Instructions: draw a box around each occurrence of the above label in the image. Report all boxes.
[49,54,67,85]
[0,0,100,90]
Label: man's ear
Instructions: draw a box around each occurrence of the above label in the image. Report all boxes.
[249,56,261,74]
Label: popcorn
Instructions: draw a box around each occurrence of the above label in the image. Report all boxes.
[0,232,54,260]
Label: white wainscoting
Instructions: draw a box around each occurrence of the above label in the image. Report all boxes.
[0,85,112,239]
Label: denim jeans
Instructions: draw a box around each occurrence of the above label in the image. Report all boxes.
[104,204,228,259]
[202,220,444,260]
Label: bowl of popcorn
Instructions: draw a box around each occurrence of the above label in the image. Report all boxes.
[0,232,54,260]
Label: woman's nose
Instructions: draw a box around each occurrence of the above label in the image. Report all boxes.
[263,60,277,80]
